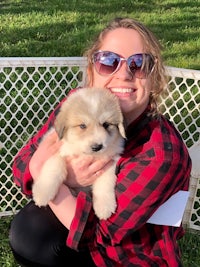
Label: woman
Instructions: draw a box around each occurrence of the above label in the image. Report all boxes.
[9,17,191,267]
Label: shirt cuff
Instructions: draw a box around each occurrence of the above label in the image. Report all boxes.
[67,191,94,250]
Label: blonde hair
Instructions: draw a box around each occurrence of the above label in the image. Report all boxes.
[84,17,167,115]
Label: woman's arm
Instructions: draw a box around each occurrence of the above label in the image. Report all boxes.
[49,184,77,229]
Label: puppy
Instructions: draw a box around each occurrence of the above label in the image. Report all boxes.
[32,87,126,219]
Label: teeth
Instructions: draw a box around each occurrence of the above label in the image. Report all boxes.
[111,88,133,93]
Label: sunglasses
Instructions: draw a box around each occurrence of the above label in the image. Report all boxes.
[92,51,155,79]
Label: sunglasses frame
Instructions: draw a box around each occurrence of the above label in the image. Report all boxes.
[92,50,156,79]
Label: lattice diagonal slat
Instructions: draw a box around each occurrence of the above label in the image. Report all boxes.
[0,58,200,232]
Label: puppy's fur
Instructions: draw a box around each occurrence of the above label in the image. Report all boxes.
[32,87,126,219]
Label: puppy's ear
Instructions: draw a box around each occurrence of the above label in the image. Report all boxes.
[54,110,67,139]
[118,123,126,139]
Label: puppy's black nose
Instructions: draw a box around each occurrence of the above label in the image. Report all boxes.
[91,143,103,152]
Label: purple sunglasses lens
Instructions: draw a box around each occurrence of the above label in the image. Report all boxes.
[128,54,155,78]
[93,52,120,75]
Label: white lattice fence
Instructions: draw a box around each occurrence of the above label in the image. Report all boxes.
[0,57,87,216]
[1,58,200,231]
[159,67,200,231]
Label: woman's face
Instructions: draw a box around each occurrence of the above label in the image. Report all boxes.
[91,28,152,125]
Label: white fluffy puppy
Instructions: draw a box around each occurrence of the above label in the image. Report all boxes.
[32,87,126,219]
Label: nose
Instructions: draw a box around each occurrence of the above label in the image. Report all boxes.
[91,143,103,152]
[116,60,133,80]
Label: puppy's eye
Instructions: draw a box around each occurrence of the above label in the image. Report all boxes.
[102,122,110,129]
[79,123,87,129]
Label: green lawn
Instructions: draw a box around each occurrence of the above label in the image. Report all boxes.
[0,0,200,266]
[0,216,200,267]
[0,0,199,69]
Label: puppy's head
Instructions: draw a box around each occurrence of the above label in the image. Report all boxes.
[54,88,126,156]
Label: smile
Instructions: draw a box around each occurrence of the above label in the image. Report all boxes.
[109,88,136,95]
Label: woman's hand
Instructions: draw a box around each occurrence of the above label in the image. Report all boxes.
[64,155,114,188]
[29,130,62,181]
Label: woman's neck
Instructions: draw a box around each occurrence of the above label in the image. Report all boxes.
[124,105,148,127]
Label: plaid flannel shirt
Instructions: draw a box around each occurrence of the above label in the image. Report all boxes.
[12,88,192,267]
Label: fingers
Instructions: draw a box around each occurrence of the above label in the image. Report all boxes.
[92,160,114,179]
[67,155,113,175]
[93,170,102,178]
[77,156,114,180]
[66,155,96,171]
[89,157,114,175]
[64,155,114,188]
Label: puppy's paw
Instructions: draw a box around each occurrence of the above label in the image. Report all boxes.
[93,194,117,220]
[32,155,67,207]
[32,181,58,207]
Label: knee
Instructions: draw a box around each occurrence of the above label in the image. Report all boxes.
[9,208,30,254]
[8,201,45,254]
[8,201,69,266]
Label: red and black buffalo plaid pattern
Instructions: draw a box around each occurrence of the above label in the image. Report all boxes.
[12,88,191,267]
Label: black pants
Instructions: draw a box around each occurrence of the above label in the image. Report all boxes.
[9,201,96,267]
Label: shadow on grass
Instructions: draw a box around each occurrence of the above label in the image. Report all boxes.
[0,0,199,70]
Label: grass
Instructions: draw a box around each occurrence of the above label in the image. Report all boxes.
[0,216,200,267]
[0,0,199,69]
[0,0,200,266]
[0,217,19,267]
[178,229,200,267]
